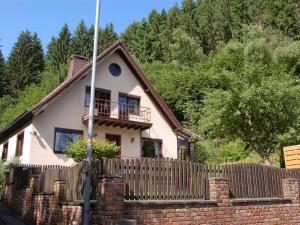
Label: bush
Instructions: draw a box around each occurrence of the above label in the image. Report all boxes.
[218,139,249,163]
[65,138,119,162]
[0,160,8,197]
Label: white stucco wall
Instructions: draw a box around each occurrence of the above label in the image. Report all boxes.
[0,124,32,164]
[7,52,178,165]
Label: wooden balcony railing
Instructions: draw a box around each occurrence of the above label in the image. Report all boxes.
[85,99,151,124]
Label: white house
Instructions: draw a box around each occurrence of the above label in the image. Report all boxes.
[0,41,201,165]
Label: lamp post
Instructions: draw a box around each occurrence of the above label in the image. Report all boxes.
[83,0,101,224]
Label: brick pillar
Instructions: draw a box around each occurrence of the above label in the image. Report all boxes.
[2,172,10,204]
[96,175,125,224]
[23,175,39,220]
[282,178,299,202]
[209,177,230,206]
[29,175,39,193]
[52,179,66,224]
[54,179,66,202]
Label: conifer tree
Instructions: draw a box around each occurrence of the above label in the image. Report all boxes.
[47,24,72,70]
[69,20,91,58]
[195,0,221,54]
[6,30,45,96]
[0,47,6,97]
[181,0,197,36]
[148,10,163,61]
[99,23,118,52]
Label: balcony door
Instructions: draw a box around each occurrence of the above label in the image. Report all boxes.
[118,93,140,120]
[85,87,111,117]
[96,90,111,117]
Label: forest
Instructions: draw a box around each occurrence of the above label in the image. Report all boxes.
[1,0,300,166]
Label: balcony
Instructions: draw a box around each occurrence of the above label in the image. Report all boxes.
[82,99,152,130]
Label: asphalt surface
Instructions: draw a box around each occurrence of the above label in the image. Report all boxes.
[0,203,28,225]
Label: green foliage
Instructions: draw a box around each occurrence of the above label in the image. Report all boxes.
[0,47,6,97]
[99,23,119,52]
[0,161,7,196]
[198,33,300,164]
[47,24,72,73]
[218,139,249,162]
[65,138,120,163]
[0,157,20,196]
[69,20,92,58]
[6,30,45,96]
[170,28,205,65]
[0,66,63,128]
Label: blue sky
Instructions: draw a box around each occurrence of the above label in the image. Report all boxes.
[0,0,182,58]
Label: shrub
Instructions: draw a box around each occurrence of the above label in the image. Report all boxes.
[65,138,119,162]
[218,139,249,163]
[0,161,7,195]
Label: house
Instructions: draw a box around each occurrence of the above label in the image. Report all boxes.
[0,41,201,165]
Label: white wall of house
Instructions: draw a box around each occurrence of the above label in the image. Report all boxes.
[3,52,178,165]
[94,125,141,158]
[0,124,32,164]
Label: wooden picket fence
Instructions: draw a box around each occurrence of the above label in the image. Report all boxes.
[9,159,300,201]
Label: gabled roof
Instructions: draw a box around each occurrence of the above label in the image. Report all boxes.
[0,41,202,143]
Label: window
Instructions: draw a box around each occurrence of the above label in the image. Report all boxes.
[2,142,8,162]
[109,63,122,76]
[85,87,111,107]
[119,94,140,115]
[105,134,121,158]
[178,137,190,160]
[54,128,83,153]
[142,138,162,158]
[15,132,24,157]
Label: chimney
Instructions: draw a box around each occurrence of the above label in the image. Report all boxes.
[67,54,89,79]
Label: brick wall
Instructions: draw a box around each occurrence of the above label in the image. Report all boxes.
[3,172,300,225]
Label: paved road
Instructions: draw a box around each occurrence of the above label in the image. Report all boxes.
[0,203,29,225]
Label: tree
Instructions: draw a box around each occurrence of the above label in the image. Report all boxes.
[99,23,119,52]
[69,20,92,58]
[6,30,45,96]
[170,28,205,65]
[147,10,164,61]
[121,20,152,63]
[181,0,197,36]
[0,47,6,97]
[195,0,221,54]
[261,0,300,39]
[46,24,72,71]
[199,40,300,165]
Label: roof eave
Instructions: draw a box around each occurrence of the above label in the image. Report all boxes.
[0,110,34,143]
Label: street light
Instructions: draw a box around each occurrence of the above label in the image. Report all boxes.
[83,0,101,224]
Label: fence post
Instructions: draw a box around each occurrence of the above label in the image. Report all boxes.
[209,177,230,206]
[96,175,125,224]
[282,178,300,202]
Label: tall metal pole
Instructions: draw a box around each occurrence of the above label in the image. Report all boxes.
[83,0,101,224]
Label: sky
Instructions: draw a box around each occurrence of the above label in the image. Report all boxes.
[0,0,182,58]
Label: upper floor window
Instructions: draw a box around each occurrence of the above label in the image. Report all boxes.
[119,93,140,115]
[2,142,8,162]
[54,128,83,153]
[15,132,24,157]
[85,87,111,107]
